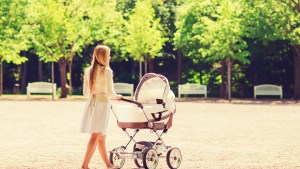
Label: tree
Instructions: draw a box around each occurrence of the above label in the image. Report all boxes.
[175,0,250,100]
[242,0,300,99]
[123,0,167,80]
[0,0,29,95]
[152,0,180,82]
[28,0,119,98]
[174,1,219,89]
[199,1,250,100]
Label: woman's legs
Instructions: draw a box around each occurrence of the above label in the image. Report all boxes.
[82,133,100,169]
[97,133,113,168]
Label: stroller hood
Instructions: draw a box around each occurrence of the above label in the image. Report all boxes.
[134,73,175,113]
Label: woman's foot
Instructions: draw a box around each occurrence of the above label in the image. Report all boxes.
[106,163,119,169]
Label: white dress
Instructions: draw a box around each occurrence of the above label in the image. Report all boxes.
[80,66,117,134]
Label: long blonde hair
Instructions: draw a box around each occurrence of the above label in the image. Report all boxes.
[89,45,110,90]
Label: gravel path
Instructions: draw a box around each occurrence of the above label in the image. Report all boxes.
[0,99,300,169]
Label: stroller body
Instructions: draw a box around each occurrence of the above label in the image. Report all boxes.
[110,73,182,169]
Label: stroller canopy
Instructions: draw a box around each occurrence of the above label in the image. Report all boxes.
[134,73,175,112]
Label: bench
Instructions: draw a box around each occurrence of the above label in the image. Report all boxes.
[27,82,57,98]
[254,84,282,99]
[178,83,207,98]
[114,83,134,96]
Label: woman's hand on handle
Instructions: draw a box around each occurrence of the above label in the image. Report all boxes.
[116,94,123,100]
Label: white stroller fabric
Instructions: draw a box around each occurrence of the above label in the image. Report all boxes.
[113,105,164,123]
[113,92,175,123]
[134,73,176,113]
[113,73,175,125]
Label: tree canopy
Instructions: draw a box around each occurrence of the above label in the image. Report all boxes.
[27,0,122,97]
[123,0,167,79]
[242,0,300,98]
[1,0,299,100]
[0,0,29,95]
[0,0,29,64]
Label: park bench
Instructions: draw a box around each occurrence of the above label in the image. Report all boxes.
[254,84,283,99]
[27,82,57,98]
[114,83,134,96]
[178,83,207,98]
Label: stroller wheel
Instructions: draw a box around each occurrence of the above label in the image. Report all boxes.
[142,148,158,169]
[166,147,182,169]
[133,141,153,168]
[109,147,125,168]
[134,158,143,168]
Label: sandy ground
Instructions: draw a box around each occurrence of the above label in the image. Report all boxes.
[0,98,300,169]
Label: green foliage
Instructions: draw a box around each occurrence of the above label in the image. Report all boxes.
[123,0,167,61]
[28,0,120,62]
[202,1,250,62]
[185,71,211,85]
[151,0,176,39]
[175,0,251,63]
[116,0,137,19]
[242,0,300,45]
[174,0,217,56]
[0,0,297,98]
[102,8,126,61]
[186,70,201,84]
[0,0,29,64]
[174,0,253,99]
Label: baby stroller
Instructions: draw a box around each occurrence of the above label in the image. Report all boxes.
[109,73,182,169]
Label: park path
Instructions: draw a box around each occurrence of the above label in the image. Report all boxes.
[0,100,300,169]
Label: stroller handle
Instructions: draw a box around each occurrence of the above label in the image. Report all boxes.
[120,98,143,108]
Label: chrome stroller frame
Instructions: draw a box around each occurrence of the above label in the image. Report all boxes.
[109,98,182,169]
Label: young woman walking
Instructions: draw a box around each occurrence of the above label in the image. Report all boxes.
[80,45,122,169]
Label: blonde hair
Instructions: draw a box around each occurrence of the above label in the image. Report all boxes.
[89,45,110,90]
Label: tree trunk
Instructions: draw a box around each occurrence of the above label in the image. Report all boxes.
[148,57,154,73]
[68,59,73,97]
[177,50,182,84]
[51,60,55,100]
[226,56,234,101]
[20,61,27,92]
[144,55,147,74]
[59,58,68,98]
[38,60,43,81]
[132,60,136,81]
[220,59,226,98]
[0,61,3,96]
[252,55,258,85]
[293,45,300,99]
[139,55,142,81]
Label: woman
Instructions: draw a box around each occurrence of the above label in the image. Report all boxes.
[80,45,122,169]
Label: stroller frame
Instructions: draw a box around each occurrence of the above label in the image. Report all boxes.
[109,98,182,169]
